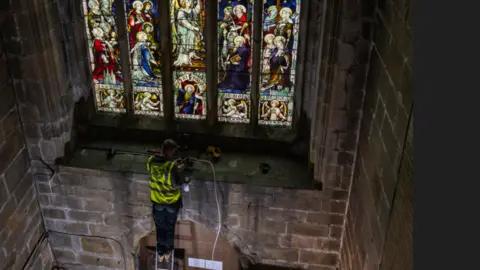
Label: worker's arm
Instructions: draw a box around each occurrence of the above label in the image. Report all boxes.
[171,163,186,189]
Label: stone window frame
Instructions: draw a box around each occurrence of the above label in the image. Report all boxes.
[82,0,310,142]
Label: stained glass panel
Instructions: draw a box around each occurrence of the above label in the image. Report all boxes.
[217,0,254,124]
[171,0,207,120]
[173,71,207,120]
[83,0,126,113]
[170,0,207,70]
[125,0,163,116]
[259,0,301,126]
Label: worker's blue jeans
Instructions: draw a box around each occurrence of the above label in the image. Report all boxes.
[152,200,181,256]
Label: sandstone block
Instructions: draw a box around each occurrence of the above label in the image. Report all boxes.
[84,199,114,212]
[68,210,104,224]
[88,224,127,238]
[0,198,17,229]
[279,234,315,249]
[81,237,114,254]
[287,222,329,237]
[299,250,339,266]
[77,254,124,269]
[260,248,299,262]
[306,212,344,226]
[1,149,32,193]
[42,208,66,219]
[263,208,307,222]
[49,232,72,248]
[52,249,76,263]
[329,225,343,239]
[48,195,83,210]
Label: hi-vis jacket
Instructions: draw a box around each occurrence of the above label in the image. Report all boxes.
[146,155,181,205]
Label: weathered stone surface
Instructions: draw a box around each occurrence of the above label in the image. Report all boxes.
[68,210,104,223]
[306,212,344,226]
[42,208,66,219]
[77,254,124,269]
[0,177,9,208]
[46,219,90,235]
[0,127,25,174]
[260,248,299,262]
[279,234,315,249]
[49,232,73,248]
[299,250,339,266]
[53,249,76,263]
[84,198,114,212]
[81,237,114,254]
[287,222,330,237]
[48,195,83,210]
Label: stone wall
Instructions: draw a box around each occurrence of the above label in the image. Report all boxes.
[37,166,348,270]
[339,0,413,269]
[0,7,55,270]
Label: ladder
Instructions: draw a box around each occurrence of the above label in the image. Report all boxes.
[155,247,175,270]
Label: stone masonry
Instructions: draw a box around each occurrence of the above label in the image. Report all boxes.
[0,7,55,270]
[339,0,413,269]
[0,0,412,269]
[37,166,348,270]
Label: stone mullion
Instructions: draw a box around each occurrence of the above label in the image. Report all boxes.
[114,0,133,115]
[159,0,174,129]
[291,0,310,132]
[250,0,263,129]
[205,0,217,127]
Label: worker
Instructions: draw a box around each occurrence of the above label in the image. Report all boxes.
[147,139,187,265]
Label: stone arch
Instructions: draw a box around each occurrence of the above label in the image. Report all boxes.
[126,214,259,269]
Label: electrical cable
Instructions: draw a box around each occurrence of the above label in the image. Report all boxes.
[186,157,221,262]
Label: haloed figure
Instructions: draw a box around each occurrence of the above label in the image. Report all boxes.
[147,139,189,266]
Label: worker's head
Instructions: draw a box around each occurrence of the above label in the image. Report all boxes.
[161,139,179,157]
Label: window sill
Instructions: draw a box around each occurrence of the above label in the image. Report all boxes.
[62,141,314,190]
[89,113,299,142]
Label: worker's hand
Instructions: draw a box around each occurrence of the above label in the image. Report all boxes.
[177,163,185,171]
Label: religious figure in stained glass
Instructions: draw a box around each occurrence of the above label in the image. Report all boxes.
[130,31,161,84]
[96,87,126,112]
[170,0,205,68]
[173,71,207,119]
[218,93,250,123]
[259,0,301,126]
[259,97,292,125]
[84,0,125,113]
[125,0,163,116]
[218,36,250,91]
[87,0,123,85]
[134,90,162,115]
[217,0,253,123]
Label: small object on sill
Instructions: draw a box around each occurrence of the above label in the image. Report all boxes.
[259,162,271,174]
[106,148,116,161]
[206,146,221,163]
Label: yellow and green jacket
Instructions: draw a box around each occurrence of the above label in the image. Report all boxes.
[146,155,183,205]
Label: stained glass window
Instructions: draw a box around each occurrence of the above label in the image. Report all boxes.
[170,0,207,120]
[217,0,254,124]
[83,0,126,113]
[125,0,163,116]
[258,0,300,126]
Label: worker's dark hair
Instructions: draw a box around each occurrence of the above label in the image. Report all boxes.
[161,139,179,154]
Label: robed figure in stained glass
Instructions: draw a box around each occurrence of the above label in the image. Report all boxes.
[128,1,148,48]
[218,36,250,92]
[172,0,204,66]
[92,27,123,84]
[176,82,204,115]
[262,36,290,90]
[130,31,160,84]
